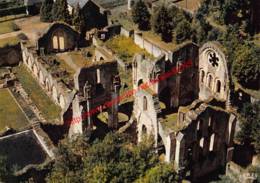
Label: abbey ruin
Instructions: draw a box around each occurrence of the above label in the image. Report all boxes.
[0,0,259,182]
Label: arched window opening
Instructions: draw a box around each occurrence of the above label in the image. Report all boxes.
[216,80,221,93]
[209,134,215,151]
[199,138,204,148]
[201,70,205,83]
[96,69,101,84]
[208,75,213,89]
[197,120,201,130]
[143,96,148,111]
[52,31,65,51]
[138,79,143,87]
[142,125,147,135]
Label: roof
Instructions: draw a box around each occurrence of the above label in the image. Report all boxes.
[67,0,105,10]
[67,0,88,8]
[24,0,43,6]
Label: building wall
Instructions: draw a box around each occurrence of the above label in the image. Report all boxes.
[38,23,79,54]
[175,103,237,179]
[82,0,108,30]
[199,42,230,102]
[134,33,170,60]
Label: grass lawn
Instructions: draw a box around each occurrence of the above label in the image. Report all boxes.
[105,35,150,63]
[0,20,19,35]
[14,65,61,122]
[0,88,29,132]
[97,112,129,124]
[142,31,190,51]
[0,36,20,48]
[161,112,182,132]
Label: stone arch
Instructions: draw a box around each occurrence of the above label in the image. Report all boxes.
[45,78,51,91]
[39,70,44,85]
[28,56,33,69]
[52,86,58,102]
[22,50,28,64]
[32,64,39,77]
[59,94,65,108]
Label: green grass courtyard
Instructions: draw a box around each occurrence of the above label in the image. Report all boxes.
[0,88,29,132]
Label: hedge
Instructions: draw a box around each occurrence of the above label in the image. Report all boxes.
[0,6,27,17]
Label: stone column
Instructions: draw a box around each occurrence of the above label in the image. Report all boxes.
[84,81,92,131]
[175,132,185,172]
[108,75,121,129]
[128,0,132,10]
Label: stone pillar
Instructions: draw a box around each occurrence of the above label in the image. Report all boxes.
[108,75,121,129]
[128,0,132,10]
[226,114,236,146]
[175,132,185,171]
[165,133,176,162]
[83,81,92,131]
[69,95,83,138]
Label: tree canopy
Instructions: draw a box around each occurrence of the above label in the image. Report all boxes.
[52,0,70,24]
[152,5,173,42]
[132,0,151,30]
[72,3,85,34]
[40,0,54,22]
[46,133,176,183]
[237,101,260,153]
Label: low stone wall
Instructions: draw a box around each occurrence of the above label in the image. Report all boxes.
[120,27,134,38]
[0,44,21,66]
[134,33,170,60]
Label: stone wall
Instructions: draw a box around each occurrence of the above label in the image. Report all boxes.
[199,42,230,103]
[177,102,237,180]
[120,27,134,38]
[21,42,71,111]
[0,44,21,66]
[134,33,170,60]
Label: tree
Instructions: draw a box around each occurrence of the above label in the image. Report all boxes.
[132,0,151,30]
[232,43,260,89]
[40,0,53,22]
[135,163,178,183]
[175,20,192,43]
[0,156,14,182]
[237,102,260,153]
[52,0,70,24]
[47,133,160,183]
[152,5,173,42]
[72,3,85,33]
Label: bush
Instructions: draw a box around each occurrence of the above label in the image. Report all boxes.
[175,20,192,43]
[232,44,260,89]
[0,6,26,17]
